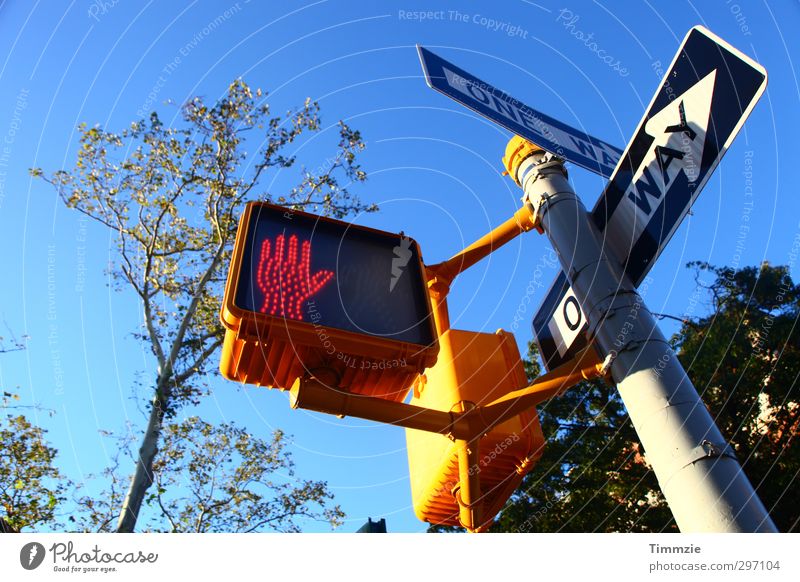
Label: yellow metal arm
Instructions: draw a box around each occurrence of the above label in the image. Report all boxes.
[427,203,537,288]
[289,346,604,442]
[476,347,604,432]
[289,377,473,440]
[425,203,538,337]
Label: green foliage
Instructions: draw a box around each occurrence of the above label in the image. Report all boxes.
[72,428,133,532]
[144,417,343,532]
[675,262,800,532]
[487,341,674,533]
[0,392,69,531]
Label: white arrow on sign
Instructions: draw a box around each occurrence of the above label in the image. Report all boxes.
[532,26,767,371]
[603,70,715,256]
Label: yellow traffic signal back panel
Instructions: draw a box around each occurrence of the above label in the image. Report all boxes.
[406,328,545,529]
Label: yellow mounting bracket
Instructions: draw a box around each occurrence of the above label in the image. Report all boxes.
[427,202,538,286]
[289,346,603,444]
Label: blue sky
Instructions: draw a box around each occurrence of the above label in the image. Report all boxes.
[0,1,798,533]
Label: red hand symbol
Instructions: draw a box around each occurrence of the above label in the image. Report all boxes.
[256,233,334,321]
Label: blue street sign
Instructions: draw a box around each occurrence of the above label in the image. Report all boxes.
[417,45,624,178]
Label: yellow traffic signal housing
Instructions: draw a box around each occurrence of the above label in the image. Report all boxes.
[406,328,545,530]
[220,202,439,401]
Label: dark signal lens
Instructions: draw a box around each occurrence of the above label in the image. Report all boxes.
[235,206,434,347]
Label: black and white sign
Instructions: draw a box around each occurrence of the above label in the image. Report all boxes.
[533,26,767,370]
[417,45,624,178]
[533,272,591,369]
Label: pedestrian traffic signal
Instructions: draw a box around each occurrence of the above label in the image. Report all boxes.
[220,202,439,401]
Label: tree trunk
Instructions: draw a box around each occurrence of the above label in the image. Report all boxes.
[115,388,167,532]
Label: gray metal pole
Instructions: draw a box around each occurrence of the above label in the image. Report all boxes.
[512,148,777,532]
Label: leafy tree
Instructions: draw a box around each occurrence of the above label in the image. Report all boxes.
[74,419,342,533]
[32,79,374,532]
[147,417,342,532]
[72,429,134,532]
[675,262,800,532]
[0,391,69,531]
[488,343,674,533]
[0,327,27,354]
